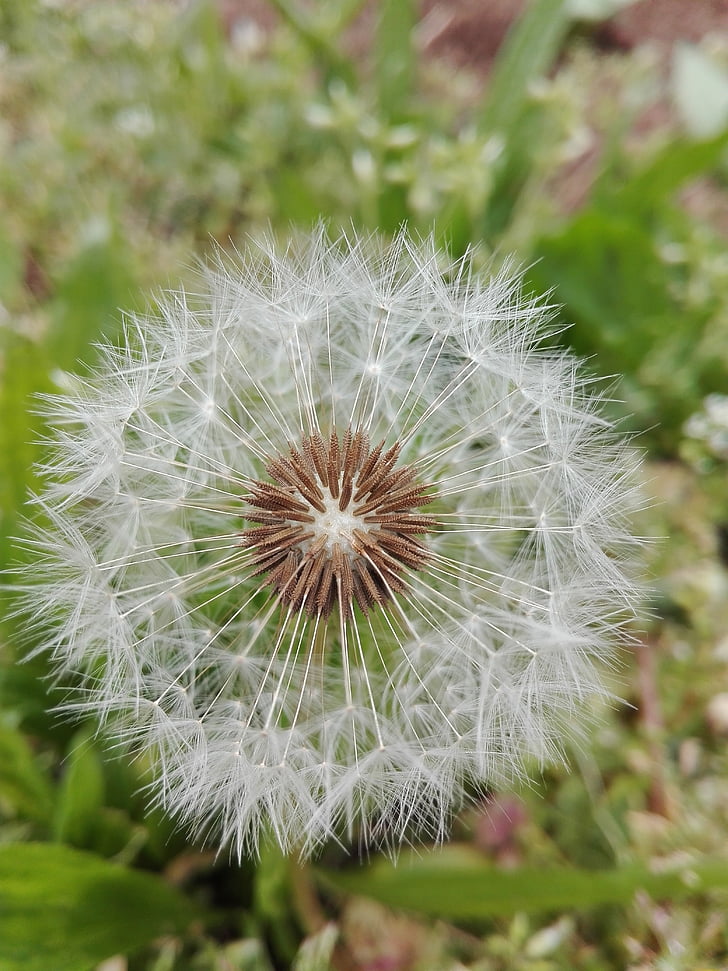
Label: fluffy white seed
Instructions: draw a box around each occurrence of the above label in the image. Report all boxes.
[16,227,643,858]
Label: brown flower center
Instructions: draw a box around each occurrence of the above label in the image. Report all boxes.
[241,427,436,618]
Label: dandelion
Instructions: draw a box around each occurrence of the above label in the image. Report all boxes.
[17,228,642,857]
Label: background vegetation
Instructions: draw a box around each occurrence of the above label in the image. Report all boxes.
[2,0,728,967]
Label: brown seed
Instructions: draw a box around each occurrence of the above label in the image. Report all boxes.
[241,426,436,619]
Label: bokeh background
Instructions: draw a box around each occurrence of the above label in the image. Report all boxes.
[2,0,728,968]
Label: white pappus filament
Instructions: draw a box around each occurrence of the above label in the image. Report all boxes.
[16,227,643,858]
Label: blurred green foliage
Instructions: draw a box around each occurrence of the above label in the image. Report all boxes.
[2,0,728,968]
[0,842,204,971]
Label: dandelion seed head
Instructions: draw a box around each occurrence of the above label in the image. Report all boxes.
[15,227,643,858]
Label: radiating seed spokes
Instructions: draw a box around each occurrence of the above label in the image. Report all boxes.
[242,426,436,618]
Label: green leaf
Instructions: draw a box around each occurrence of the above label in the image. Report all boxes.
[0,725,54,829]
[0,0,42,52]
[477,0,573,239]
[375,0,416,122]
[0,226,22,306]
[269,166,324,224]
[53,727,106,848]
[0,333,52,568]
[480,101,553,240]
[266,0,356,89]
[528,199,720,449]
[478,0,572,137]
[45,727,142,859]
[531,209,671,355]
[292,923,338,971]
[0,842,202,971]
[322,850,728,919]
[606,130,728,211]
[253,842,299,965]
[375,183,410,236]
[47,227,138,372]
[525,128,728,449]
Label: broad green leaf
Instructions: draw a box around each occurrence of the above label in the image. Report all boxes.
[47,727,142,859]
[0,725,54,828]
[375,0,416,122]
[531,209,671,351]
[527,206,717,448]
[607,130,728,211]
[323,850,728,918]
[527,127,728,448]
[53,727,106,848]
[0,842,202,971]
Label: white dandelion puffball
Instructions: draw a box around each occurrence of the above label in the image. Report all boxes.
[22,228,641,857]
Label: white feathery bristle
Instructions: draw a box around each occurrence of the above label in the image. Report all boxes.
[14,228,643,858]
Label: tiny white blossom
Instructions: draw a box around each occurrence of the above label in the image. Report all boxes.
[685,393,728,460]
[16,228,642,857]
